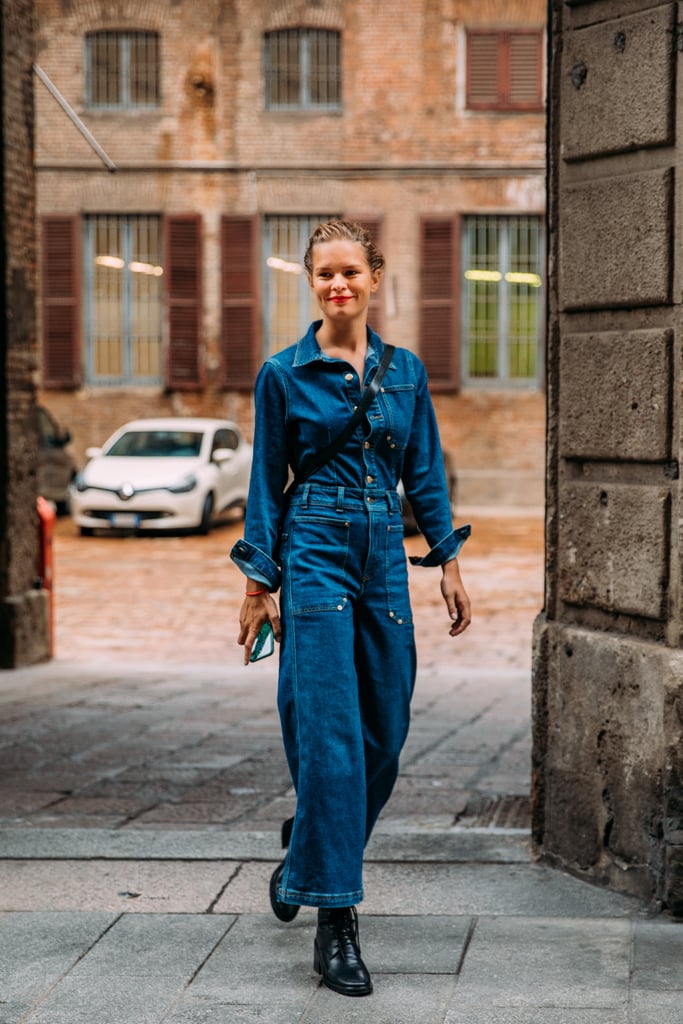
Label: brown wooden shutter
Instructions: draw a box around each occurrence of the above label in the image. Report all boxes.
[467,30,543,111]
[220,215,260,389]
[165,214,203,390]
[467,32,500,109]
[419,217,460,391]
[41,216,81,389]
[509,32,543,109]
[345,215,384,337]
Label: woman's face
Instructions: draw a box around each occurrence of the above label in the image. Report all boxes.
[308,239,381,325]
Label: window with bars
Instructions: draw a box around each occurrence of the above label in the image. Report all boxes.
[264,29,341,110]
[264,215,337,356]
[85,31,160,109]
[462,215,543,387]
[84,215,163,385]
[466,30,543,111]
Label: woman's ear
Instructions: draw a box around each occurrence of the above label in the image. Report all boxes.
[370,269,382,292]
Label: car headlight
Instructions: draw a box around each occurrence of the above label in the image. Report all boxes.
[167,474,198,494]
[73,472,90,493]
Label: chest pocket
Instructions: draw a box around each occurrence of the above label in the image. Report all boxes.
[379,384,415,450]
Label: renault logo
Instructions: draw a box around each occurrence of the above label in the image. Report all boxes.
[117,482,135,500]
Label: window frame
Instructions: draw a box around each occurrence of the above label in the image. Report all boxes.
[465,29,544,112]
[264,28,342,112]
[83,213,165,388]
[84,30,161,111]
[461,214,545,390]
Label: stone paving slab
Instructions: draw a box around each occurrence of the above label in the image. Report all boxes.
[212,861,644,919]
[0,860,238,914]
[0,859,644,919]
[0,910,117,1023]
[453,917,632,1009]
[0,911,674,1024]
[0,825,530,862]
[444,1010,629,1023]
[14,914,232,1024]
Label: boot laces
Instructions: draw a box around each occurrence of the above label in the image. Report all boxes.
[333,906,361,960]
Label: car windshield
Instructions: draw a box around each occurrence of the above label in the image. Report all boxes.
[105,430,204,458]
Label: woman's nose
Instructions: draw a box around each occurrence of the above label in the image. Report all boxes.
[331,274,346,290]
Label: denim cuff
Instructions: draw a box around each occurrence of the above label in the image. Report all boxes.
[408,523,471,567]
[230,539,281,591]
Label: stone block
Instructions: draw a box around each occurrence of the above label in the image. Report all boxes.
[560,169,673,310]
[536,622,683,902]
[559,329,672,460]
[562,5,675,160]
[558,482,670,618]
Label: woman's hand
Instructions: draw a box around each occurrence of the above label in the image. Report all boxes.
[441,558,472,637]
[238,581,282,665]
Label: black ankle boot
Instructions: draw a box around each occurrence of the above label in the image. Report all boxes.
[314,906,373,997]
[269,817,300,923]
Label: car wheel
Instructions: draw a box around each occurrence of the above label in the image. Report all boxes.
[79,526,95,537]
[198,492,214,535]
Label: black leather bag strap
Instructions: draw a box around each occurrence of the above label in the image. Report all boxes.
[288,343,395,493]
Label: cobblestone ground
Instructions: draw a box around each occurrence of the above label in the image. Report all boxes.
[51,509,544,672]
[0,509,543,834]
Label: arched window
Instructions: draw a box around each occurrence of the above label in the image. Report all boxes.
[264,29,341,110]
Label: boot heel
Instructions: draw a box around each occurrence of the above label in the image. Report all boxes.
[281,816,294,849]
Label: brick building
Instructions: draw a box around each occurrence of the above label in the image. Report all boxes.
[35,0,546,506]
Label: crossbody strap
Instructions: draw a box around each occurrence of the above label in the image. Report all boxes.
[289,343,395,492]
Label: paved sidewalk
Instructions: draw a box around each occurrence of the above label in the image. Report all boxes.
[0,511,679,1023]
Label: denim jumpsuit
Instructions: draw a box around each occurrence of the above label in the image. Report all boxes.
[231,322,469,908]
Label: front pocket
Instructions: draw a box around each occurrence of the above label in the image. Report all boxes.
[379,384,415,450]
[384,523,413,625]
[288,514,351,614]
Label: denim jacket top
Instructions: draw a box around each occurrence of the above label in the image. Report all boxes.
[231,322,470,590]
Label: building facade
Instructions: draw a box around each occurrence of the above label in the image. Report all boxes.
[35,0,546,505]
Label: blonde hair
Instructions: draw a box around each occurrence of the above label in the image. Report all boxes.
[304,220,385,276]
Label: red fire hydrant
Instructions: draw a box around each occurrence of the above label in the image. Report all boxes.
[36,496,56,657]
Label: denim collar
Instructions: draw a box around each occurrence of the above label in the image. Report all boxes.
[292,320,383,369]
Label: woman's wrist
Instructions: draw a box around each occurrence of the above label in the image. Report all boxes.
[245,579,269,597]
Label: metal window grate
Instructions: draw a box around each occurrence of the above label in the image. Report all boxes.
[85,215,163,385]
[462,215,543,387]
[265,29,341,110]
[85,31,160,109]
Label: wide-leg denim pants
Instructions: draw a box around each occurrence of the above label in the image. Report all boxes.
[276,483,417,908]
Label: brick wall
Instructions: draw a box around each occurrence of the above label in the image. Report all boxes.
[1,0,49,667]
[34,0,546,507]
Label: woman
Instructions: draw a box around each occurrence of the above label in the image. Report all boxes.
[231,220,471,997]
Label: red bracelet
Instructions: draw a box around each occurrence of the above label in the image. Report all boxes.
[246,589,268,596]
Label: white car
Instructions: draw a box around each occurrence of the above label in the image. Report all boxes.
[70,417,252,536]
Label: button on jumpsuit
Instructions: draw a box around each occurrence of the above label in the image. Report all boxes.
[231,322,469,908]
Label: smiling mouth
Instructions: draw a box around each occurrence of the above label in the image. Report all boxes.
[330,296,351,303]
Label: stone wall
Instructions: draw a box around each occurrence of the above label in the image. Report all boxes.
[0,0,49,667]
[535,0,683,914]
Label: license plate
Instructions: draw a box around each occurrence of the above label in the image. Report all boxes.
[110,512,140,528]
